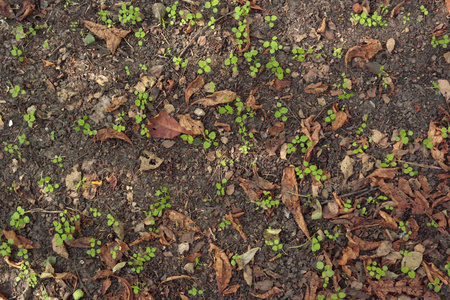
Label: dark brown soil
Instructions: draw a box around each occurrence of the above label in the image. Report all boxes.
[1,0,450,299]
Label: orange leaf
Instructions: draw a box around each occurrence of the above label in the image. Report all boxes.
[185,76,204,104]
[224,212,247,241]
[269,122,285,136]
[146,110,192,139]
[223,284,240,295]
[83,20,131,55]
[94,128,132,145]
[129,231,160,247]
[301,116,321,162]
[99,242,129,269]
[331,103,349,131]
[345,39,382,68]
[104,94,128,113]
[304,82,329,94]
[16,0,35,21]
[281,166,310,239]
[209,243,232,293]
[245,87,263,112]
[191,90,237,106]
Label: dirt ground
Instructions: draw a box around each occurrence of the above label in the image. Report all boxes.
[1,0,450,299]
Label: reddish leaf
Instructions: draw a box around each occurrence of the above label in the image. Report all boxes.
[367,168,398,180]
[185,76,204,104]
[209,243,232,293]
[65,237,95,248]
[3,230,40,249]
[99,242,129,269]
[245,87,263,112]
[165,210,200,232]
[331,103,349,131]
[129,231,161,247]
[0,0,14,19]
[83,21,131,55]
[101,278,112,295]
[146,111,192,139]
[345,39,382,68]
[270,78,291,90]
[281,166,310,239]
[269,122,284,136]
[94,128,132,145]
[112,276,133,300]
[224,212,247,241]
[191,90,237,106]
[214,121,231,132]
[185,253,203,263]
[238,165,279,201]
[223,284,240,295]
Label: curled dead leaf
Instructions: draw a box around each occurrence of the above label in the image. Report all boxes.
[185,76,204,104]
[165,210,200,232]
[146,110,192,139]
[94,128,132,145]
[345,39,382,68]
[178,114,205,137]
[304,82,329,94]
[209,243,232,293]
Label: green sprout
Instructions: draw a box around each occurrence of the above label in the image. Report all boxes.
[10,206,30,230]
[52,155,63,167]
[264,15,277,28]
[216,178,227,196]
[431,35,449,49]
[118,4,142,24]
[198,58,212,74]
[38,176,60,193]
[274,102,288,122]
[23,109,36,128]
[395,129,413,145]
[10,85,25,98]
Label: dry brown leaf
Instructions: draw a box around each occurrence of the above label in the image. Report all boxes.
[139,151,163,172]
[245,87,263,112]
[281,166,310,239]
[65,237,93,248]
[191,90,237,106]
[304,82,329,94]
[376,179,411,212]
[270,78,291,90]
[238,21,250,53]
[146,110,192,139]
[83,21,130,54]
[42,59,55,67]
[3,230,40,249]
[345,39,382,68]
[113,276,133,300]
[185,76,204,104]
[4,256,24,269]
[238,165,279,201]
[104,95,128,113]
[338,244,359,265]
[317,18,326,33]
[0,0,14,19]
[331,103,349,131]
[223,284,240,295]
[367,168,398,180]
[209,243,232,293]
[16,0,35,21]
[185,253,203,263]
[379,210,398,228]
[269,122,285,136]
[178,114,205,137]
[94,128,132,145]
[52,236,69,259]
[161,275,193,284]
[129,231,160,246]
[214,121,231,132]
[100,242,129,269]
[54,272,78,290]
[446,0,450,16]
[165,210,200,232]
[301,116,321,162]
[391,0,412,18]
[224,212,247,241]
[101,278,112,295]
[437,79,450,101]
[340,156,354,184]
[249,287,283,299]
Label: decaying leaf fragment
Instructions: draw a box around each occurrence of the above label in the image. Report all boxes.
[185,76,204,104]
[238,165,279,202]
[146,110,192,139]
[301,116,321,162]
[165,210,201,232]
[178,114,205,137]
[304,82,329,94]
[245,87,263,112]
[139,150,163,172]
[340,156,354,184]
[94,128,132,145]
[345,39,382,68]
[3,230,40,249]
[83,20,131,54]
[191,90,237,106]
[209,243,232,293]
[331,103,350,131]
[281,166,310,239]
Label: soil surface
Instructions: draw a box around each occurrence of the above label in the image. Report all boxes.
[1,0,450,299]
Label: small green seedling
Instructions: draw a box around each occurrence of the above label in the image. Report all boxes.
[366,261,388,280]
[173,57,188,68]
[381,153,397,168]
[98,10,114,27]
[403,163,418,177]
[395,129,413,145]
[129,247,156,273]
[38,177,59,193]
[292,47,313,62]
[264,15,277,28]
[119,4,142,24]
[311,235,323,252]
[52,155,63,167]
[224,52,238,73]
[216,178,227,196]
[431,35,449,49]
[274,102,288,121]
[219,217,231,228]
[333,47,342,59]
[263,36,282,54]
[86,238,102,257]
[10,85,25,98]
[75,116,97,136]
[107,214,119,227]
[10,206,30,230]
[203,129,218,149]
[23,109,35,128]
[188,287,204,296]
[11,46,24,62]
[402,12,410,24]
[135,28,145,46]
[90,207,101,218]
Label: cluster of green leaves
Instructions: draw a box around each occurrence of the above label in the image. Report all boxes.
[252,190,279,210]
[3,139,25,158]
[23,109,36,128]
[90,207,101,218]
[166,1,179,26]
[292,47,313,62]
[134,90,152,110]
[243,50,261,77]
[205,0,219,13]
[333,73,354,100]
[135,28,146,46]
[402,12,410,25]
[274,102,288,121]
[316,261,334,288]
[233,1,251,20]
[98,10,114,27]
[10,85,25,98]
[427,219,438,228]
[145,187,172,225]
[381,153,397,168]
[323,230,339,240]
[86,238,102,257]
[16,261,38,288]
[295,161,327,182]
[224,52,238,73]
[118,4,142,24]
[173,56,188,68]
[10,206,30,230]
[129,247,156,273]
[38,176,60,193]
[311,234,323,252]
[333,47,342,59]
[351,141,369,154]
[265,238,283,257]
[440,126,450,138]
[325,110,336,124]
[216,178,227,196]
[264,36,282,54]
[52,155,63,167]
[198,58,212,74]
[188,287,204,296]
[11,46,24,62]
[219,217,231,228]
[402,163,418,177]
[398,221,412,239]
[286,135,310,154]
[355,119,367,135]
[179,10,203,26]
[204,129,219,149]
[232,19,248,48]
[366,261,388,280]
[350,11,387,27]
[431,35,449,49]
[266,57,290,80]
[53,210,79,245]
[75,116,97,136]
[396,129,413,145]
[428,277,442,293]
[0,238,13,257]
[264,15,277,28]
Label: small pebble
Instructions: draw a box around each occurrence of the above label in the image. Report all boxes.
[164,104,175,114]
[194,108,205,117]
